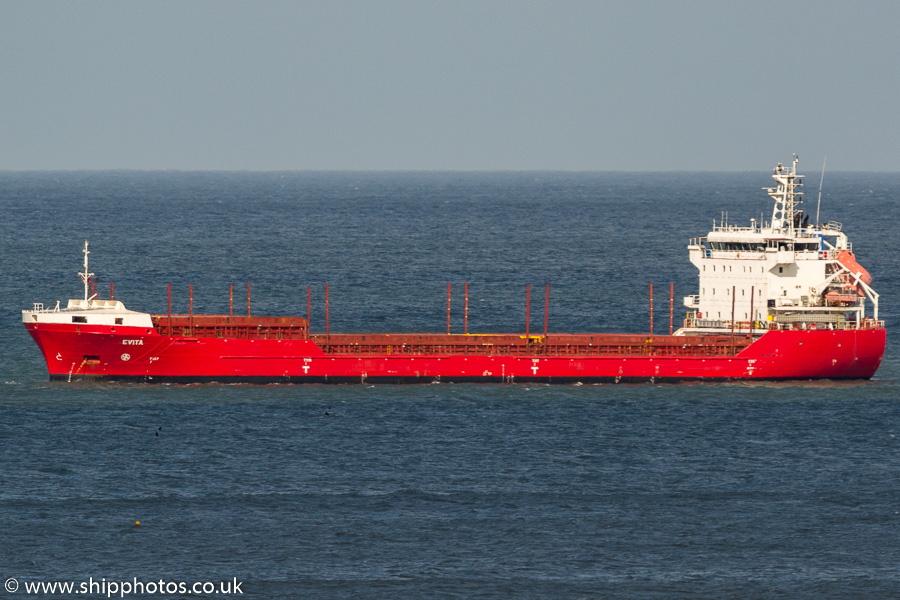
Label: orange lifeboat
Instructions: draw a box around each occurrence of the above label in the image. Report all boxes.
[824,291,860,305]
[835,250,872,296]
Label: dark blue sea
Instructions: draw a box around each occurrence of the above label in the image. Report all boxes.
[1,171,899,599]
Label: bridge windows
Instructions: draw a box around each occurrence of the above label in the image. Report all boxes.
[708,241,766,252]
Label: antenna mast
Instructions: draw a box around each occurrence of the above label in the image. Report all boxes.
[79,240,93,301]
[766,154,803,234]
[816,156,827,226]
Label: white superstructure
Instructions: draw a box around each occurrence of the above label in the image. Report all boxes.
[682,156,879,333]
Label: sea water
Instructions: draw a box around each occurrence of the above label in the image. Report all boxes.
[1,171,899,598]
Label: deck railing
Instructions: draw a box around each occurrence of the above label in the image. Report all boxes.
[311,333,752,358]
[152,314,309,340]
[683,317,884,332]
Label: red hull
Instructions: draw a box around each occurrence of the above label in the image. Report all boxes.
[25,322,886,383]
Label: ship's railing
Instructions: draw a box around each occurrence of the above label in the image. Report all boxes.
[30,302,61,313]
[862,319,886,330]
[710,224,761,234]
[152,314,310,340]
[65,298,125,311]
[816,248,854,259]
[314,332,752,358]
[688,238,711,258]
[686,319,774,332]
[683,316,885,332]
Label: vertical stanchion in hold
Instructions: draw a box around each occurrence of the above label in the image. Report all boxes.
[325,283,330,349]
[247,282,251,317]
[649,283,654,334]
[447,282,451,335]
[110,282,114,301]
[464,282,469,335]
[189,283,193,332]
[307,286,311,339]
[544,284,549,337]
[544,283,550,336]
[669,282,674,335]
[229,284,233,316]
[167,283,172,336]
[526,284,531,339]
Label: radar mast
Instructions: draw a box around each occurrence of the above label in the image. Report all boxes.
[79,240,93,301]
[766,154,804,234]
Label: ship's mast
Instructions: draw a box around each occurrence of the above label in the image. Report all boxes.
[765,154,804,234]
[79,240,93,301]
[815,156,826,226]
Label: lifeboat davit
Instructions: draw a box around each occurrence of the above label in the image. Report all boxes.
[835,249,872,296]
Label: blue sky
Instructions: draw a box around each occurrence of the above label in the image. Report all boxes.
[2,0,898,171]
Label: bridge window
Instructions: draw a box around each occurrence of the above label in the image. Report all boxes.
[708,242,766,252]
[72,316,87,323]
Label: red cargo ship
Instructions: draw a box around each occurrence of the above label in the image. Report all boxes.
[24,158,885,383]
